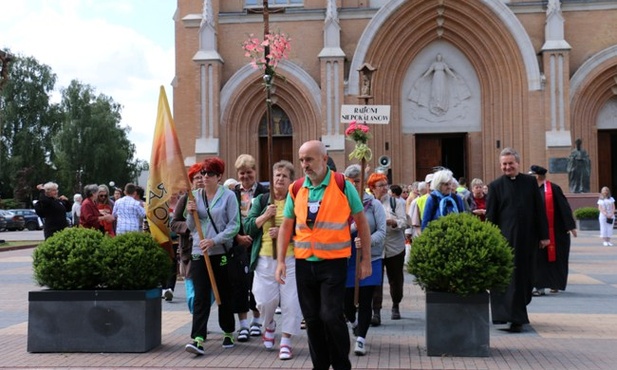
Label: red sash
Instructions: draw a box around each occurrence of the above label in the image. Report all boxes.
[544,181,556,262]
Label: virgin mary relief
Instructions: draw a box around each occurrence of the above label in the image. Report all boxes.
[408,54,471,120]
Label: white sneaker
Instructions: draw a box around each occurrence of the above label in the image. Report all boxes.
[603,242,609,246]
[163,289,173,301]
[609,242,614,246]
[275,306,282,314]
[354,340,366,356]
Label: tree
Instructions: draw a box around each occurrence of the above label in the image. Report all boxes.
[54,80,138,194]
[0,53,61,203]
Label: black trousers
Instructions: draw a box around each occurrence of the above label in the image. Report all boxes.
[344,285,375,339]
[296,258,351,370]
[190,254,235,340]
[372,250,405,310]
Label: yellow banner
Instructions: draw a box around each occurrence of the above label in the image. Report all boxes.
[146,86,190,249]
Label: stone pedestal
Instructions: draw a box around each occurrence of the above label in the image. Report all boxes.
[425,291,490,357]
[28,289,162,353]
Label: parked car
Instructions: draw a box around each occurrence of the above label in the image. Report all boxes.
[0,214,7,231]
[9,209,43,231]
[0,210,26,231]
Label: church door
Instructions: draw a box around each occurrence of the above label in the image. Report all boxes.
[258,105,293,183]
[597,130,617,192]
[415,133,467,182]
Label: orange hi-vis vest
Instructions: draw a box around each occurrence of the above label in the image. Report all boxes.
[291,174,352,259]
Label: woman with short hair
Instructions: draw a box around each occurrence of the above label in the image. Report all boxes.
[184,157,242,355]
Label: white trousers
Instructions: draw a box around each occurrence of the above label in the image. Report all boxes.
[252,255,302,336]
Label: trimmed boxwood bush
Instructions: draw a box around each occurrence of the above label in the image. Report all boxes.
[102,232,171,290]
[407,212,514,296]
[573,207,599,220]
[33,228,107,289]
[33,228,171,290]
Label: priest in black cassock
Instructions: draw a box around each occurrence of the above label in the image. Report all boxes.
[486,148,549,333]
[528,165,577,296]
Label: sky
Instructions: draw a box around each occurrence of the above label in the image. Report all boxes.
[0,0,177,162]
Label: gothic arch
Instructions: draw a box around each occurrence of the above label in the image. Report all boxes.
[220,61,321,179]
[348,0,541,95]
[570,45,617,191]
[347,0,533,182]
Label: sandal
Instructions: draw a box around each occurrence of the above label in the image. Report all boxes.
[237,327,250,342]
[279,344,293,360]
[263,326,276,350]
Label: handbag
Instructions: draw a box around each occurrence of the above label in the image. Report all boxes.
[204,194,249,313]
[606,218,614,224]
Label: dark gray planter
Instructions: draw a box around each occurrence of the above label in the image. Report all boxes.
[426,291,489,357]
[28,288,161,353]
[577,219,599,231]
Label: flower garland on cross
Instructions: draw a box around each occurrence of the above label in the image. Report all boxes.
[242,32,291,86]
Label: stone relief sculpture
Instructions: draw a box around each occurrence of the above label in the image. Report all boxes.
[567,138,591,193]
[408,53,471,117]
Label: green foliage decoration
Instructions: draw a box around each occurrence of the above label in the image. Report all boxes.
[407,213,514,296]
[101,232,171,290]
[32,228,171,290]
[33,227,107,289]
[573,207,599,220]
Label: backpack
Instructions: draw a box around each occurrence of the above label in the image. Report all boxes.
[259,171,347,210]
[430,193,461,218]
[291,171,346,198]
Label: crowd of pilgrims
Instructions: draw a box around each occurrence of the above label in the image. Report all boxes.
[33,148,592,361]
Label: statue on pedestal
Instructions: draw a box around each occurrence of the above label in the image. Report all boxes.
[567,138,591,193]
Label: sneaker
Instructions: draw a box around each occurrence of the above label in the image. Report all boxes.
[609,242,614,246]
[222,334,235,348]
[237,327,250,342]
[185,340,205,355]
[354,340,366,356]
[249,322,262,337]
[163,289,173,302]
[300,319,306,330]
[604,242,609,246]
[352,324,359,337]
[275,306,282,314]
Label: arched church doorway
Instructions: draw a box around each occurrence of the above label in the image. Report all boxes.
[415,133,467,182]
[597,130,617,192]
[258,105,293,182]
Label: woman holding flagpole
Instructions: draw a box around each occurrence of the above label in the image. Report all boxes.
[184,157,242,355]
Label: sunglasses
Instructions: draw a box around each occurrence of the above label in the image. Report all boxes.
[99,194,108,198]
[200,170,219,177]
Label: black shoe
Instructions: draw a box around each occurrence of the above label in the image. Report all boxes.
[391,306,401,320]
[371,313,381,327]
[222,335,235,348]
[508,323,523,333]
[352,325,359,337]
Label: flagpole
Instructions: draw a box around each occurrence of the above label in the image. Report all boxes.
[188,193,221,305]
[146,86,221,305]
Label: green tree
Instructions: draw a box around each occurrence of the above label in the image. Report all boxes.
[54,80,138,194]
[0,53,61,204]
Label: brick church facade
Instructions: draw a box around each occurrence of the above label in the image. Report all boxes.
[172,0,617,193]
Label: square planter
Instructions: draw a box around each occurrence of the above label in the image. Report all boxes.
[577,219,599,231]
[28,288,162,353]
[426,291,489,357]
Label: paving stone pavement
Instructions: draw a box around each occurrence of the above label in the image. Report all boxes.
[1,230,616,369]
